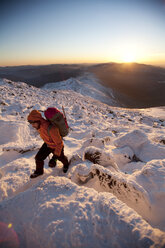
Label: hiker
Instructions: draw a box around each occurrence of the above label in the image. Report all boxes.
[27,109,69,178]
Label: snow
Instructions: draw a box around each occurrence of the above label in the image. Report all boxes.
[0,77,165,247]
[42,74,118,106]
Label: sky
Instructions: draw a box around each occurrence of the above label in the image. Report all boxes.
[0,0,165,67]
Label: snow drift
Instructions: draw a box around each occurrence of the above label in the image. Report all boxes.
[0,176,165,248]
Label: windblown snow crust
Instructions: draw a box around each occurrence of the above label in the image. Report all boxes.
[1,176,165,248]
[0,78,165,247]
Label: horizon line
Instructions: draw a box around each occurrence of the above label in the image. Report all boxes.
[1,61,165,69]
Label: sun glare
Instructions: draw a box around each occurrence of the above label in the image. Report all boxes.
[122,53,136,63]
[115,44,139,64]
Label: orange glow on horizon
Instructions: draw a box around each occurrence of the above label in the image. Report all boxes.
[0,55,165,68]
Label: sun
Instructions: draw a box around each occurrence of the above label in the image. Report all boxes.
[122,53,136,63]
[110,44,142,64]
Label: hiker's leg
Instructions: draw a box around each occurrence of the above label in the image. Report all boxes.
[48,156,57,168]
[35,143,53,173]
[53,147,69,172]
[53,147,69,165]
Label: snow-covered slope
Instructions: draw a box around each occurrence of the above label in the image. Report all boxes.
[42,74,119,106]
[0,78,165,248]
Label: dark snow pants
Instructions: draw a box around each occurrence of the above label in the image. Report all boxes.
[35,143,68,173]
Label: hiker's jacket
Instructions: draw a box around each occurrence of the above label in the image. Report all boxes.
[39,119,63,156]
[27,110,63,156]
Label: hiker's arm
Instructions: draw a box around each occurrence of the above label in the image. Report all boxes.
[49,126,63,156]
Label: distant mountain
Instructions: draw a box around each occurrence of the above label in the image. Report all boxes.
[0,64,86,87]
[0,62,165,108]
[89,62,165,108]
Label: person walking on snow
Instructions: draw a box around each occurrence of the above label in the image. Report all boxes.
[27,110,69,178]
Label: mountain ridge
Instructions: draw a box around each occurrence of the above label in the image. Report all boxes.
[1,62,165,108]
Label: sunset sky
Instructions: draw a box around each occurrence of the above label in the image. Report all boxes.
[0,0,165,67]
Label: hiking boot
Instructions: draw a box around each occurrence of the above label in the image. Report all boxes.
[48,158,57,168]
[63,161,71,173]
[30,171,43,179]
[63,164,69,173]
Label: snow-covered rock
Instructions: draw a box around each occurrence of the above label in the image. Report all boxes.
[113,129,148,152]
[133,159,165,231]
[83,146,118,170]
[0,176,164,248]
[111,146,134,166]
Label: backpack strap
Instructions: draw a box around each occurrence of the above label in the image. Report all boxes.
[47,124,53,136]
[47,123,61,138]
[48,123,65,140]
